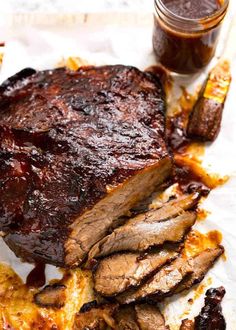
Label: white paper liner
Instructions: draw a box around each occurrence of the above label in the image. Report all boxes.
[0,7,236,328]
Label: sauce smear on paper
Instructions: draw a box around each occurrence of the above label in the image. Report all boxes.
[184,230,223,257]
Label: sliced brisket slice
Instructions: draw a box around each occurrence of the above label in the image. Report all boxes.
[135,304,169,330]
[117,256,193,304]
[89,193,199,260]
[117,246,224,305]
[0,65,171,266]
[89,211,196,260]
[175,246,224,294]
[94,246,179,297]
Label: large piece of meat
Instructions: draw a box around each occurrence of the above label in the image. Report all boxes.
[0,65,171,266]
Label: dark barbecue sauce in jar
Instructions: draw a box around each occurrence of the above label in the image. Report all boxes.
[153,0,229,74]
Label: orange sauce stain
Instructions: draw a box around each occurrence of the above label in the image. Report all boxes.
[222,253,227,261]
[197,208,210,222]
[179,87,198,116]
[57,56,89,70]
[0,52,3,66]
[179,142,205,162]
[192,277,213,301]
[184,230,223,258]
[174,154,229,190]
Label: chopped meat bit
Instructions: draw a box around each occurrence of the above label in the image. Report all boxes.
[195,287,226,330]
[73,303,117,330]
[180,319,195,330]
[187,60,231,142]
[34,284,66,309]
[181,287,226,330]
[79,300,99,313]
[114,305,140,330]
[114,303,169,330]
[135,304,169,330]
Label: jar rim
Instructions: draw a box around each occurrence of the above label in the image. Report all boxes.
[154,0,229,31]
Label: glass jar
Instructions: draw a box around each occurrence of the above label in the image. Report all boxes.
[153,0,229,74]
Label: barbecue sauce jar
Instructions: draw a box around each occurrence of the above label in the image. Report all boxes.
[153,0,229,74]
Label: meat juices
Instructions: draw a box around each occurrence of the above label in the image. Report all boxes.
[153,0,228,73]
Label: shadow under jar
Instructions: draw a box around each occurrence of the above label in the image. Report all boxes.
[153,0,229,74]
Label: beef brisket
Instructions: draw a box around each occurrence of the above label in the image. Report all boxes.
[89,211,196,259]
[175,246,224,294]
[0,65,171,266]
[89,193,199,260]
[117,256,193,304]
[94,246,179,296]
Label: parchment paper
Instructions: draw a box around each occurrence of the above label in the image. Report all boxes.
[0,5,236,329]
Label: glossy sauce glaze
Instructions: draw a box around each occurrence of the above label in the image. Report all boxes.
[0,65,169,266]
[153,0,227,74]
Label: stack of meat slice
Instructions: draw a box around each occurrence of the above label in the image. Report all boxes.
[88,193,224,305]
